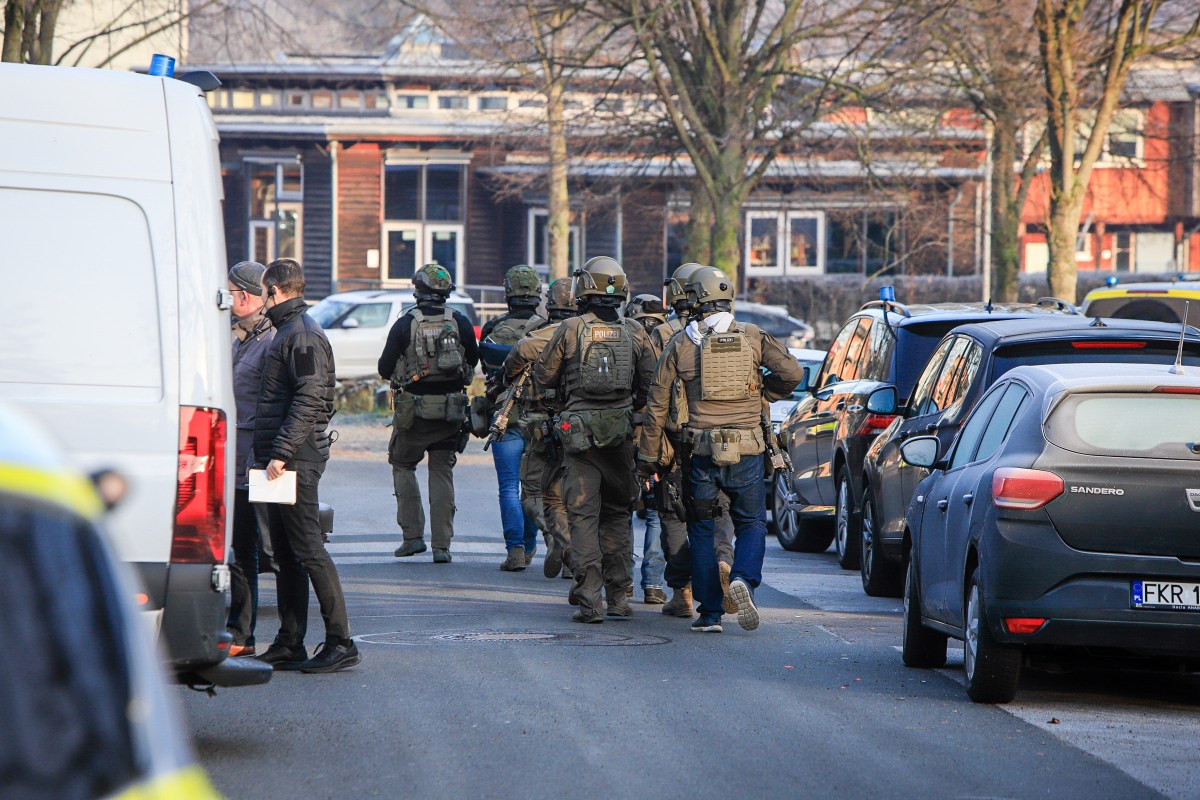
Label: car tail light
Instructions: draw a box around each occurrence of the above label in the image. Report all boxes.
[992,467,1063,510]
[1004,617,1047,634]
[856,413,896,437]
[1070,341,1146,349]
[474,325,483,341]
[171,406,227,564]
[1153,386,1200,394]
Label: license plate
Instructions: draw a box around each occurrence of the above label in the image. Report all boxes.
[1132,580,1200,611]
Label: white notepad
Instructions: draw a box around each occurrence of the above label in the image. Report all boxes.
[248,469,297,505]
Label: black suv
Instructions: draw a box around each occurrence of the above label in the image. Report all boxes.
[858,317,1200,597]
[776,297,1073,562]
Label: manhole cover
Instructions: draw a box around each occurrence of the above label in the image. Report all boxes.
[357,629,670,647]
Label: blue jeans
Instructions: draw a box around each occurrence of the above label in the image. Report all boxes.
[492,429,538,552]
[686,453,767,618]
[640,508,666,589]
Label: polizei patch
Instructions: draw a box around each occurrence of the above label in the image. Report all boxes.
[710,335,742,353]
[591,327,622,341]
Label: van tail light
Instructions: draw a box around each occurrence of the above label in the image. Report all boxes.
[171,406,227,564]
[856,413,896,437]
[1004,617,1047,634]
[992,467,1063,511]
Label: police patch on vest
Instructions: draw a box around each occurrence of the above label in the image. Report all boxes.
[710,336,741,353]
[591,327,622,341]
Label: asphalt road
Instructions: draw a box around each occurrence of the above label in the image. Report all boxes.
[182,424,1196,799]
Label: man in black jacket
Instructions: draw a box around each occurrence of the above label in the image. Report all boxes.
[254,259,360,674]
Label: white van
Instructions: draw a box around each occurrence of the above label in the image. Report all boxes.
[0,63,268,688]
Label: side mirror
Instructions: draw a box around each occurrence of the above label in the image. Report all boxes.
[866,385,898,415]
[900,436,940,469]
[341,317,360,329]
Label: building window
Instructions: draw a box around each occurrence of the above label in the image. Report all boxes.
[396,94,430,110]
[528,208,580,277]
[247,159,303,264]
[478,96,508,111]
[438,95,468,110]
[744,210,825,275]
[1107,111,1142,161]
[231,90,255,110]
[256,90,278,108]
[382,162,467,285]
[518,97,545,109]
[826,210,897,275]
[337,91,362,109]
[1113,232,1133,272]
[285,91,307,109]
[365,92,389,110]
[311,91,333,109]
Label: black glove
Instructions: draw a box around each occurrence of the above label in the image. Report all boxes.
[636,460,657,484]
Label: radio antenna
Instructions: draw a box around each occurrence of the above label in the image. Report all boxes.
[1170,300,1190,375]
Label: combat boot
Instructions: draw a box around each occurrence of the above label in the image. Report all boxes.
[662,584,694,618]
[719,560,738,614]
[394,539,427,558]
[500,547,527,572]
[606,591,633,619]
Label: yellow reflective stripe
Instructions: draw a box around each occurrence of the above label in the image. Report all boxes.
[110,766,223,800]
[1085,288,1200,302]
[0,463,102,519]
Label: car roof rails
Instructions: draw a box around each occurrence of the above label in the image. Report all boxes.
[860,299,912,318]
[1035,297,1078,314]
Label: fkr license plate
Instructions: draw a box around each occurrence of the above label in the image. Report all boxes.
[1131,580,1200,611]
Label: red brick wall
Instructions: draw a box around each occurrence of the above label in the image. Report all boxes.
[337,143,382,289]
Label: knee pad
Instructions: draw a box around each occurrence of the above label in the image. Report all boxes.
[685,498,723,522]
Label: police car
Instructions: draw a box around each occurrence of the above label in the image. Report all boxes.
[1081,275,1200,324]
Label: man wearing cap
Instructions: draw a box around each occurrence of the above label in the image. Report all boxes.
[226,261,275,657]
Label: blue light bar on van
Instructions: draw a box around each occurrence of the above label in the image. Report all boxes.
[149,53,176,78]
[879,285,896,303]
[1105,275,1119,287]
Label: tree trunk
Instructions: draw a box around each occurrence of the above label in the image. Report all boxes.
[710,190,743,288]
[683,180,712,265]
[990,122,1021,302]
[545,73,570,281]
[1046,200,1082,302]
[3,0,28,62]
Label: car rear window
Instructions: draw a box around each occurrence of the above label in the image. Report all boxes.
[1046,392,1200,459]
[1085,296,1188,324]
[893,322,965,394]
[990,340,1200,380]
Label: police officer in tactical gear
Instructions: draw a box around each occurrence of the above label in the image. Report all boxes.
[501,277,578,580]
[378,263,480,563]
[480,265,547,571]
[625,294,670,604]
[650,263,737,618]
[638,266,803,633]
[535,257,657,622]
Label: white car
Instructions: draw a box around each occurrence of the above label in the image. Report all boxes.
[309,289,481,380]
[735,302,816,349]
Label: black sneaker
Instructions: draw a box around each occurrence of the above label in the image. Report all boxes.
[300,639,362,674]
[256,643,308,670]
[690,616,723,633]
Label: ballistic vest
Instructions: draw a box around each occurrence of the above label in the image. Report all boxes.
[395,308,467,385]
[564,314,636,403]
[697,321,761,402]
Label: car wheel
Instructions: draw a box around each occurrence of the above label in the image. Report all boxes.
[767,472,785,536]
[775,484,835,553]
[964,569,1022,704]
[834,467,860,570]
[860,493,903,597]
[902,551,947,668]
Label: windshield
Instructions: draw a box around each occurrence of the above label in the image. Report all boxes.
[1084,296,1189,324]
[1046,392,1200,459]
[308,299,354,328]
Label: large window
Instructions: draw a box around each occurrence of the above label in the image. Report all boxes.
[247,159,303,263]
[382,161,466,284]
[528,208,581,277]
[744,210,825,276]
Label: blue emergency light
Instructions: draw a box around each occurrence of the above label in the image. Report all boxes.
[1105,275,1119,287]
[149,53,176,78]
[879,285,896,303]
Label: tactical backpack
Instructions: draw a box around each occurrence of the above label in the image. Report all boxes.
[698,321,761,401]
[395,308,468,384]
[479,314,544,378]
[565,316,635,402]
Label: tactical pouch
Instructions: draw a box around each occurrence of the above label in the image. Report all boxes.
[469,395,491,437]
[710,429,742,467]
[414,394,446,421]
[557,413,593,454]
[445,392,469,425]
[392,392,417,430]
[580,407,632,449]
[519,412,549,454]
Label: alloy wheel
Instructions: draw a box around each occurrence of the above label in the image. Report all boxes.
[836,479,850,559]
[861,498,875,583]
[965,584,980,682]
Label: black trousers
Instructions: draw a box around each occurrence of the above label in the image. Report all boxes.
[267,460,351,647]
[227,488,263,645]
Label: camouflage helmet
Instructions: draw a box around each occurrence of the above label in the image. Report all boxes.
[503,264,542,301]
[573,256,628,299]
[686,266,735,305]
[545,277,575,312]
[664,262,704,308]
[413,262,455,297]
[625,293,668,325]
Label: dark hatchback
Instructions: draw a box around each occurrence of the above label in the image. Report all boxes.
[859,317,1200,596]
[776,298,1073,562]
[900,363,1200,703]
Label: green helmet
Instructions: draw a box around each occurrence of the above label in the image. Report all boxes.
[546,278,575,312]
[573,256,628,299]
[413,262,455,297]
[686,266,735,305]
[625,293,668,325]
[664,262,704,309]
[503,264,542,301]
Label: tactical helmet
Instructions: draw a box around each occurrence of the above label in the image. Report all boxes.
[503,264,542,301]
[573,256,628,300]
[686,266,735,305]
[625,293,668,326]
[664,262,704,309]
[545,278,575,312]
[413,262,455,297]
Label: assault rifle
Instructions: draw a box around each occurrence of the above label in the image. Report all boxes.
[483,363,533,451]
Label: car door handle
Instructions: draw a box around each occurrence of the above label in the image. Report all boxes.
[846,404,864,413]
[961,493,973,505]
[936,499,948,511]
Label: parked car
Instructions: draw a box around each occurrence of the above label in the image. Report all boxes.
[767,348,826,535]
[858,317,1200,597]
[900,363,1200,703]
[735,302,815,348]
[1081,277,1200,324]
[0,404,221,798]
[309,288,480,380]
[776,294,1074,561]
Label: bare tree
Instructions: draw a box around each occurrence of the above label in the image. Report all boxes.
[1034,0,1200,301]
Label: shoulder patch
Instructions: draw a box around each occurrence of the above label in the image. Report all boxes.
[294,346,317,377]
